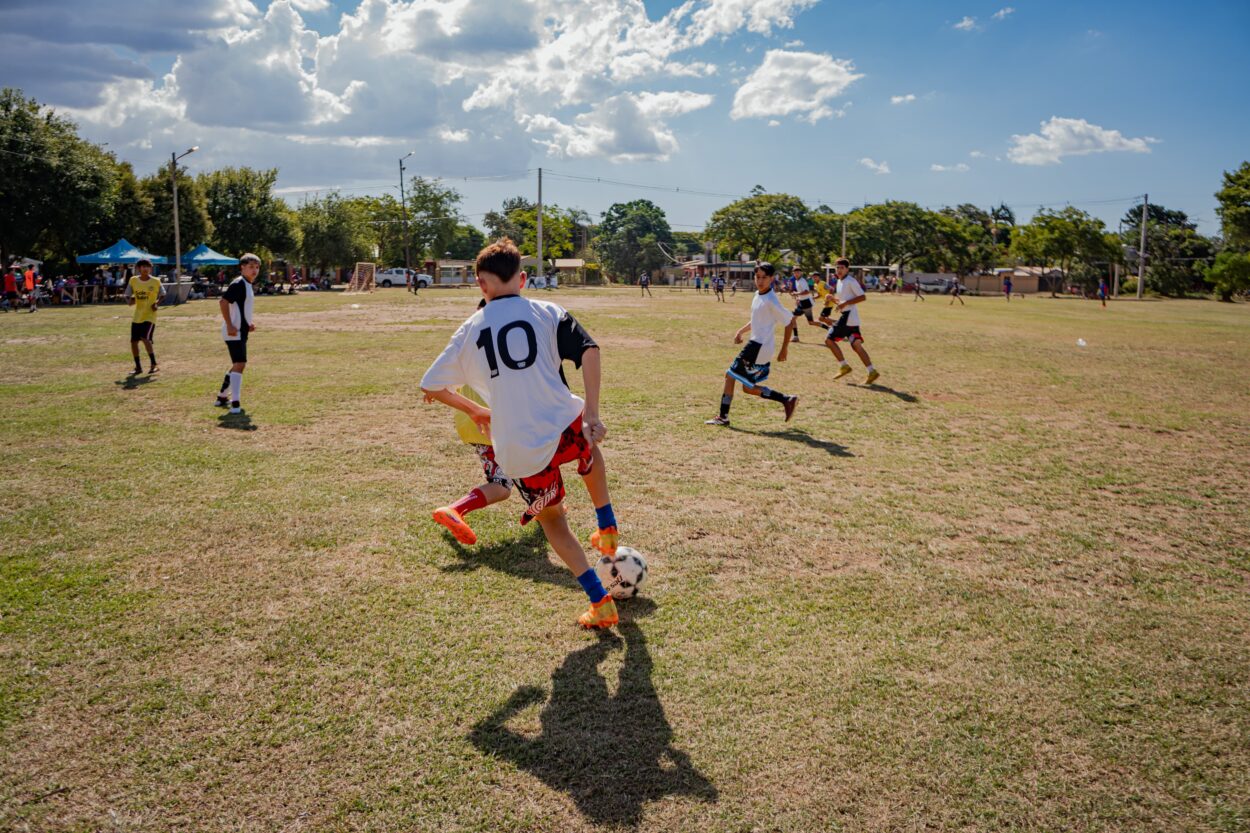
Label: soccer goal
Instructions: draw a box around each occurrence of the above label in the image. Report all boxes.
[346,262,376,293]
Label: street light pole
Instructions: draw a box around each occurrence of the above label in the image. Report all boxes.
[399,151,414,292]
[171,146,198,303]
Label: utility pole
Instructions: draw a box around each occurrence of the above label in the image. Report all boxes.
[536,167,544,286]
[841,217,847,259]
[399,151,414,292]
[1137,194,1148,300]
[170,146,198,304]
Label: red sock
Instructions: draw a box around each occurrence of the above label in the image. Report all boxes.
[451,488,488,516]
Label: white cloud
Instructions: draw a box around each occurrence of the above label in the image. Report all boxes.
[930,162,970,172]
[784,39,804,47]
[439,128,471,143]
[859,157,890,175]
[768,119,780,127]
[992,7,1014,20]
[731,50,862,124]
[522,90,714,162]
[953,16,978,31]
[969,149,985,158]
[289,0,330,10]
[890,93,916,105]
[1007,116,1157,165]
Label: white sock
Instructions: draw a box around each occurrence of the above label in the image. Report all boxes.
[229,371,242,404]
[866,364,875,373]
[840,360,850,368]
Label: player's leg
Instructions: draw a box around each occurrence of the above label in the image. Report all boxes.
[579,445,621,557]
[706,372,737,426]
[533,504,618,629]
[142,324,158,373]
[851,336,879,384]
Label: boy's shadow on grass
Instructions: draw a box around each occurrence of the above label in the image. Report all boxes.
[470,607,717,827]
[216,411,257,431]
[114,374,155,390]
[729,425,854,457]
[848,383,919,403]
[439,526,579,590]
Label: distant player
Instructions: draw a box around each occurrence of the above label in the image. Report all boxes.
[3,267,17,312]
[912,275,925,302]
[949,277,965,306]
[215,254,259,414]
[1003,275,1013,302]
[705,262,798,427]
[1098,277,1109,307]
[788,267,821,341]
[694,274,702,294]
[421,238,623,630]
[826,258,880,385]
[639,271,653,298]
[712,274,725,302]
[125,258,165,374]
[23,266,37,312]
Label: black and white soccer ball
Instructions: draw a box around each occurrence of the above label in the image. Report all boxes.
[594,546,649,600]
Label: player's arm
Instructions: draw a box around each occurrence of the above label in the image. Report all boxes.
[834,293,867,313]
[777,320,794,362]
[124,282,135,306]
[421,386,492,438]
[733,321,751,343]
[218,297,238,336]
[556,312,606,443]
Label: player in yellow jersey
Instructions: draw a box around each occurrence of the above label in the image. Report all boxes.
[814,270,836,326]
[125,258,166,374]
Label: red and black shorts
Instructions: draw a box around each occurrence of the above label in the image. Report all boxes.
[130,321,156,342]
[471,443,513,489]
[826,312,863,343]
[515,416,594,523]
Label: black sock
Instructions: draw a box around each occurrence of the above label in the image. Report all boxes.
[759,387,787,403]
[147,352,156,366]
[719,395,732,419]
[133,356,142,371]
[219,373,230,394]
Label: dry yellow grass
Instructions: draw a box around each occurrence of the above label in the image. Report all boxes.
[1,286,1247,832]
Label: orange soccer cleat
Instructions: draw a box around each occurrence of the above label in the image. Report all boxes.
[590,526,619,556]
[432,506,477,546]
[578,596,619,630]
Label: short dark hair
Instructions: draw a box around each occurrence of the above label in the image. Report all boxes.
[239,253,261,266]
[756,261,775,277]
[135,258,152,267]
[835,258,850,268]
[476,238,521,282]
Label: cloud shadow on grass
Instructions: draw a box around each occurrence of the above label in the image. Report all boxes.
[729,425,854,457]
[850,383,919,403]
[216,411,257,431]
[439,525,578,590]
[470,613,716,827]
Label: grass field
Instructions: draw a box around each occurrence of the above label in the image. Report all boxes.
[1,286,1247,832]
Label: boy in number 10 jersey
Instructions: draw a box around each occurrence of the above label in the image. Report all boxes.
[421,239,622,630]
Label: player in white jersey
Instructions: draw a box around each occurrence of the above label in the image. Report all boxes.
[705,262,799,427]
[421,239,622,630]
[825,258,880,384]
[215,254,260,414]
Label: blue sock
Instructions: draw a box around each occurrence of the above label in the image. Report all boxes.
[595,503,617,530]
[577,568,607,603]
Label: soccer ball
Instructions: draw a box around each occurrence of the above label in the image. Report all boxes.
[594,546,649,600]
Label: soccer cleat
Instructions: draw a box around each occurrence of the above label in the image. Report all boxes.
[783,395,799,422]
[590,526,619,556]
[432,506,477,545]
[148,364,159,374]
[834,364,853,380]
[705,416,730,426]
[215,395,230,407]
[865,369,881,385]
[229,401,242,415]
[578,595,619,630]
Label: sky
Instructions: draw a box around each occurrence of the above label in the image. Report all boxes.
[3,0,1248,236]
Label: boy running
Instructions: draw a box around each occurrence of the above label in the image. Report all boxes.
[826,258,880,384]
[705,262,799,427]
[421,239,623,630]
[789,267,821,340]
[639,271,653,298]
[949,278,965,306]
[125,258,165,374]
[215,254,259,414]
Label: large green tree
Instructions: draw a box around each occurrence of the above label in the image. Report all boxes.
[294,192,375,272]
[484,196,534,245]
[138,160,213,262]
[0,88,118,268]
[199,166,297,259]
[1201,251,1250,302]
[1120,202,1214,297]
[1012,207,1116,295]
[446,223,487,260]
[595,199,673,282]
[405,176,461,259]
[844,201,937,274]
[1215,162,1250,249]
[704,191,811,261]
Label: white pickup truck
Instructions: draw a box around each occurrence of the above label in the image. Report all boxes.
[376,268,432,288]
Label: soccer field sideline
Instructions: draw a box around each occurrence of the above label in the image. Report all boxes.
[1,288,1247,832]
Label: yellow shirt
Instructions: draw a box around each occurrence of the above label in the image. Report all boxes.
[453,386,491,446]
[129,276,163,323]
[813,279,832,300]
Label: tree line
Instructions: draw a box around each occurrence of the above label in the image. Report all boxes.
[4,87,1247,299]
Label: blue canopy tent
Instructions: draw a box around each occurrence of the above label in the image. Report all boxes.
[182,244,239,267]
[76,239,168,265]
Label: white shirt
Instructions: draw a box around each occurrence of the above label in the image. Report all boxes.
[792,277,812,301]
[221,277,255,341]
[835,276,865,326]
[748,289,794,364]
[421,295,587,480]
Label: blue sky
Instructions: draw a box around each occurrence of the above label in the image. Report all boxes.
[2,0,1246,234]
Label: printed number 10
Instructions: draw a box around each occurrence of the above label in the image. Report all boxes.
[475,321,538,378]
